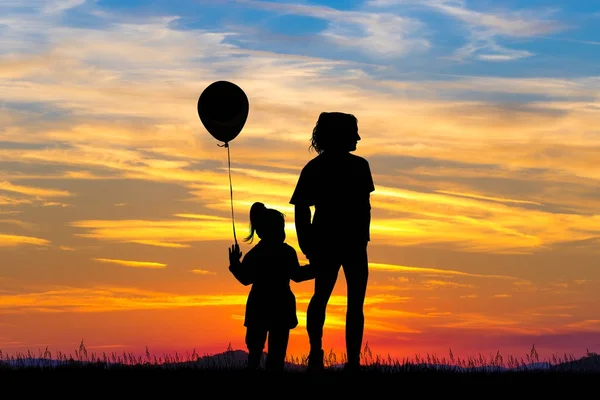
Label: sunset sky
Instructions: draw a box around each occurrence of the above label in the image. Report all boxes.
[1,0,599,362]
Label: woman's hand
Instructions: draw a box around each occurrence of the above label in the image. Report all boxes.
[228,243,242,264]
[299,237,315,260]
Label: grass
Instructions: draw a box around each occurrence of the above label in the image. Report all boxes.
[1,340,598,372]
[1,341,598,394]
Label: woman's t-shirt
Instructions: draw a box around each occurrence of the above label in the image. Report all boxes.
[289,152,375,245]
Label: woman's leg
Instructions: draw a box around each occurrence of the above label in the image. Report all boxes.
[342,243,369,368]
[306,253,341,369]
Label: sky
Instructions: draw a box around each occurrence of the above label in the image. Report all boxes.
[1,0,599,362]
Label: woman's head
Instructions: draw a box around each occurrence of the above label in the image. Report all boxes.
[309,112,360,154]
[244,202,286,243]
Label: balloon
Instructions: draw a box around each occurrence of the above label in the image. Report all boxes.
[197,80,249,144]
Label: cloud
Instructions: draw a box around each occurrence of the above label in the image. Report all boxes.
[42,0,86,14]
[0,181,71,198]
[239,0,430,58]
[191,269,217,275]
[0,180,73,210]
[368,308,438,319]
[0,286,247,313]
[369,262,518,280]
[368,0,565,61]
[543,37,600,46]
[0,196,32,206]
[426,1,562,37]
[91,258,167,269]
[435,190,542,206]
[70,215,235,247]
[475,51,532,62]
[421,75,600,100]
[0,286,409,314]
[566,320,600,330]
[432,312,535,334]
[296,292,412,307]
[531,313,572,319]
[423,280,473,289]
[0,219,38,230]
[0,233,50,247]
[17,158,585,254]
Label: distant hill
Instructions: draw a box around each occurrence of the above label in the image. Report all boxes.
[552,352,600,373]
[174,349,303,371]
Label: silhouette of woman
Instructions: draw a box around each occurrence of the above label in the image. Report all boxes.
[228,202,315,372]
[289,112,375,371]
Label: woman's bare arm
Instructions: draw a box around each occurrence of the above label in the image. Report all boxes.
[289,247,316,283]
[294,204,313,259]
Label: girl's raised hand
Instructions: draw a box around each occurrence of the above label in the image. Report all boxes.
[228,243,242,264]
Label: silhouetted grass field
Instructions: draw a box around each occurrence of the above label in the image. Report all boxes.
[1,341,598,394]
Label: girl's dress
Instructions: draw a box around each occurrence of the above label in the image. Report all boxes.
[229,240,313,330]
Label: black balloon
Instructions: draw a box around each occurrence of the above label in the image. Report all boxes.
[198,81,249,144]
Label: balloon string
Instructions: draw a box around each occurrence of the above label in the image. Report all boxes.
[218,142,237,245]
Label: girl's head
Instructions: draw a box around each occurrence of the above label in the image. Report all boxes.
[309,112,360,154]
[243,202,286,244]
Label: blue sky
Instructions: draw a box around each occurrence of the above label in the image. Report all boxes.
[5,1,599,77]
[1,0,594,108]
[81,0,600,78]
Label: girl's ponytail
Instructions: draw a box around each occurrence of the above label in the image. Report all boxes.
[244,202,267,243]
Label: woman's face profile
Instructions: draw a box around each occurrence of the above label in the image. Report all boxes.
[345,121,360,152]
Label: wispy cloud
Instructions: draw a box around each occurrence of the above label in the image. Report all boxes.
[191,269,217,275]
[368,0,564,61]
[435,190,542,206]
[0,287,247,313]
[432,312,536,334]
[0,233,50,247]
[46,164,599,254]
[91,258,167,269]
[423,280,473,289]
[0,219,38,230]
[42,0,86,14]
[369,262,518,280]
[239,0,430,58]
[542,37,600,46]
[295,293,412,306]
[71,216,235,248]
[0,286,409,314]
[0,181,71,198]
[567,320,600,330]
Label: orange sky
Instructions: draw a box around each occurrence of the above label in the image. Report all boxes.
[1,0,599,362]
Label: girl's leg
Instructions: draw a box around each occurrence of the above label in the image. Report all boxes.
[265,329,290,372]
[245,327,267,370]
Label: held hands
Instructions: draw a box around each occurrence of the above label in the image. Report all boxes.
[228,243,242,265]
[299,238,314,260]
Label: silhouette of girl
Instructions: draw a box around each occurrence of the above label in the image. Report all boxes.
[289,112,375,371]
[228,202,315,372]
